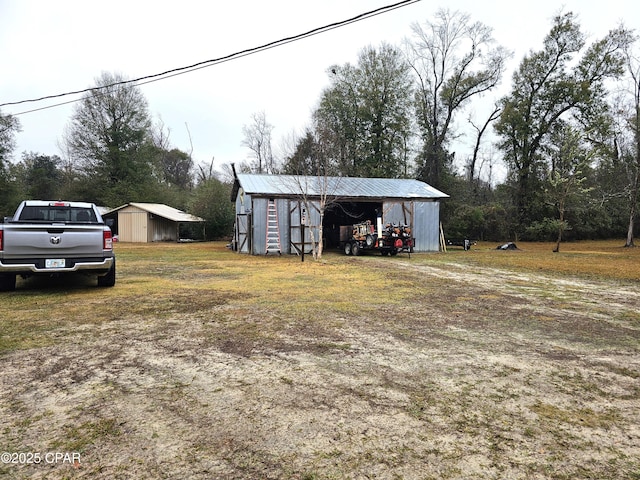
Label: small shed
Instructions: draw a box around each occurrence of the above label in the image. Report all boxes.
[230,173,448,255]
[104,203,204,243]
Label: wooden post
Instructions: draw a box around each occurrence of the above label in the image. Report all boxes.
[301,207,306,262]
[439,222,447,252]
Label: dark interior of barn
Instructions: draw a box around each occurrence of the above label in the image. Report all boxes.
[322,201,382,249]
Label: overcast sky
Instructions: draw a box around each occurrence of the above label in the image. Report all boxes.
[0,0,635,179]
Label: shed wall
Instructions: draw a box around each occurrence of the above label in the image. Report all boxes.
[149,216,177,242]
[116,206,180,242]
[234,195,441,254]
[382,200,439,252]
[118,207,148,243]
[289,199,320,255]
[251,197,291,255]
[412,201,440,252]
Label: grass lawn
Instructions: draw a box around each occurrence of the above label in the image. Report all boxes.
[0,240,639,479]
[440,239,640,281]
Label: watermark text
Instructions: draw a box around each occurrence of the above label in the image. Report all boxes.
[1,451,81,466]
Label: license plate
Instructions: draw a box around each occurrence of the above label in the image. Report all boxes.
[45,259,66,268]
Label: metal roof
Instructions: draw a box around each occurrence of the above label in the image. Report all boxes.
[233,174,449,201]
[105,203,204,222]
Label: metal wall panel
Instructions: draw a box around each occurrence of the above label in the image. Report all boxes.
[412,201,440,252]
[251,197,268,254]
[277,198,291,254]
[150,216,177,242]
[240,196,441,254]
[381,200,440,252]
[382,201,412,227]
[289,200,320,255]
[249,197,291,255]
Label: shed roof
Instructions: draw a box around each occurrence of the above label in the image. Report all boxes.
[232,174,448,201]
[105,203,204,222]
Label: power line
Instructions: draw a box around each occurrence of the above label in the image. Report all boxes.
[2,0,421,116]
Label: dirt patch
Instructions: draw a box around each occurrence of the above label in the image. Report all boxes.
[1,248,639,479]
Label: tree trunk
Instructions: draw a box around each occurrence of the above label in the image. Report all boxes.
[317,226,324,259]
[625,199,636,247]
[553,204,565,253]
[625,167,638,247]
[553,223,563,252]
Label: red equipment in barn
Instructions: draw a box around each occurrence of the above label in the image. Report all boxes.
[340,219,413,256]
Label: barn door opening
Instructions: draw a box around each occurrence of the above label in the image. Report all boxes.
[322,201,382,250]
[235,213,251,253]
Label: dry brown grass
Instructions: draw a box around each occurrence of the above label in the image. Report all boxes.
[0,240,638,479]
[439,239,640,281]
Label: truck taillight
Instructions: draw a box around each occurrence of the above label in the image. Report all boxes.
[0,230,3,251]
[103,229,113,250]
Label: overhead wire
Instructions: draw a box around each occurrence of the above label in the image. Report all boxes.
[2,0,422,116]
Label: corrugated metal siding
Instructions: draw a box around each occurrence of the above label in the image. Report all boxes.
[150,216,177,242]
[251,197,268,254]
[248,197,296,254]
[277,199,291,254]
[235,214,250,253]
[382,201,412,227]
[236,188,248,214]
[239,198,440,254]
[233,177,445,254]
[251,197,290,254]
[288,200,320,254]
[412,201,440,252]
[381,200,439,252]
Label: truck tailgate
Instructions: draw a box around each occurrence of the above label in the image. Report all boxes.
[2,224,106,259]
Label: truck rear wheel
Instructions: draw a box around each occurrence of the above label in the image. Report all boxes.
[97,259,116,287]
[344,242,352,255]
[352,242,361,256]
[0,273,16,292]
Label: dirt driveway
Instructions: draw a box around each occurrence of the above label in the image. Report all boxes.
[1,248,639,479]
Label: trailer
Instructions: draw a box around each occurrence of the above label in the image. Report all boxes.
[340,219,413,256]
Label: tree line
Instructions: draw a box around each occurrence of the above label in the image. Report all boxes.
[0,71,236,240]
[1,10,639,247]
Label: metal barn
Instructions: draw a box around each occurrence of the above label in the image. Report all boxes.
[104,203,204,243]
[230,173,448,255]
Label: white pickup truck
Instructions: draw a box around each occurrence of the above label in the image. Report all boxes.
[0,200,115,291]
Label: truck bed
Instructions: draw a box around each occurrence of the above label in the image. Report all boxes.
[0,201,116,290]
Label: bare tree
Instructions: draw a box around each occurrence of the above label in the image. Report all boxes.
[406,9,510,188]
[242,111,276,174]
[150,119,194,190]
[281,129,344,259]
[621,45,640,247]
[467,104,501,184]
[196,157,217,184]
